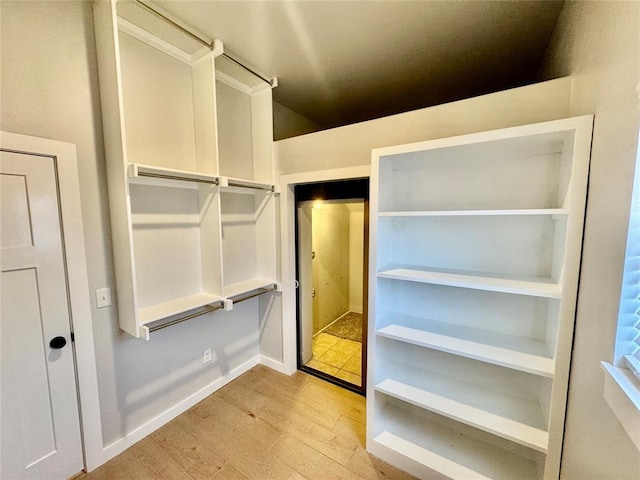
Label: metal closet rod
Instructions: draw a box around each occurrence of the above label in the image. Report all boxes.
[231,285,278,304]
[138,171,220,185]
[227,180,275,192]
[148,302,224,333]
[147,285,277,334]
[133,0,274,87]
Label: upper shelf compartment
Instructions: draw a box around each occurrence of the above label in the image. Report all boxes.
[215,54,276,185]
[98,0,221,175]
[94,0,280,339]
[375,128,580,213]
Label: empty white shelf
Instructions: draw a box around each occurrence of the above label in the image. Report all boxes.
[224,277,275,298]
[376,379,548,452]
[377,266,562,299]
[375,404,540,480]
[138,292,223,325]
[377,322,554,377]
[379,208,569,217]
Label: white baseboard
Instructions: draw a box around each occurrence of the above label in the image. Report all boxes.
[93,355,260,470]
[260,355,290,374]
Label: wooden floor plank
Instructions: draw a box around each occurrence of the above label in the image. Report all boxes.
[253,380,342,430]
[191,417,294,480]
[80,367,416,480]
[149,422,226,477]
[210,463,250,480]
[257,401,359,466]
[130,435,186,480]
[196,393,283,451]
[270,434,368,480]
[332,414,367,445]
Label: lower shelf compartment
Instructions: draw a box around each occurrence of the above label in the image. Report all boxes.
[224,277,276,298]
[376,315,555,377]
[375,378,548,452]
[375,401,543,480]
[139,292,223,325]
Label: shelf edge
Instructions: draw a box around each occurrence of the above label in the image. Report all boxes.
[374,431,494,480]
[376,379,548,453]
[377,324,555,377]
[377,268,562,299]
[379,208,569,217]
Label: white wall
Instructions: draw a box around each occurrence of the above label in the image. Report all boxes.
[275,77,573,175]
[1,0,262,455]
[541,2,640,478]
[348,205,364,314]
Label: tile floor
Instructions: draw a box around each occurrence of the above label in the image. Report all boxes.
[306,332,362,386]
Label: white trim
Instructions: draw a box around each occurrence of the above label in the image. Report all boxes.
[100,355,259,464]
[602,362,640,451]
[0,131,103,470]
[259,355,287,374]
[279,165,370,374]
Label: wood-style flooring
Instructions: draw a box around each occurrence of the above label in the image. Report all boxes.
[79,365,416,480]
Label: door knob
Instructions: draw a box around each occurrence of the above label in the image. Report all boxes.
[49,336,67,349]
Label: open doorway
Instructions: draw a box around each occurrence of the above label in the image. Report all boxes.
[295,179,368,395]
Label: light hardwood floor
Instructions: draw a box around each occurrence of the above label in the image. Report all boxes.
[79,365,416,480]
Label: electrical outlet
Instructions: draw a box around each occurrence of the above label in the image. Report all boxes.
[202,348,212,364]
[95,288,112,308]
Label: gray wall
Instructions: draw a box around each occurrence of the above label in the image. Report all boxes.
[1,0,261,448]
[541,1,640,478]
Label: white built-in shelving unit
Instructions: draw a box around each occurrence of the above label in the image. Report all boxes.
[93,0,279,339]
[367,116,593,480]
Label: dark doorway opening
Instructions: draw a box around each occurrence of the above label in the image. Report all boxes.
[295,178,369,395]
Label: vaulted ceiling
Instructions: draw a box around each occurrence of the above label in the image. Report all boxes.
[156,0,564,134]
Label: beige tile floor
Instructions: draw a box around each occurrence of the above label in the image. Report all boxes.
[306,332,362,386]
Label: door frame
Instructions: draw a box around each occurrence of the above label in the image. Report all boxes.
[279,165,370,376]
[1,131,103,471]
[294,179,369,395]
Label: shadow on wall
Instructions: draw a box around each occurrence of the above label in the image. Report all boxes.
[110,300,260,443]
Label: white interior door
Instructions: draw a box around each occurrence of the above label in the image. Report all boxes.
[1,151,83,479]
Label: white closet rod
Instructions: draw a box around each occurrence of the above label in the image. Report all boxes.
[133,0,275,87]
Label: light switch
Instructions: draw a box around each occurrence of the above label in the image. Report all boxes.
[96,287,112,308]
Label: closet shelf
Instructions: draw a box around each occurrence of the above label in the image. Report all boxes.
[379,208,569,217]
[219,176,275,193]
[138,292,223,325]
[377,320,555,377]
[224,277,276,298]
[377,266,562,299]
[375,404,540,480]
[375,379,548,452]
[128,164,220,188]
